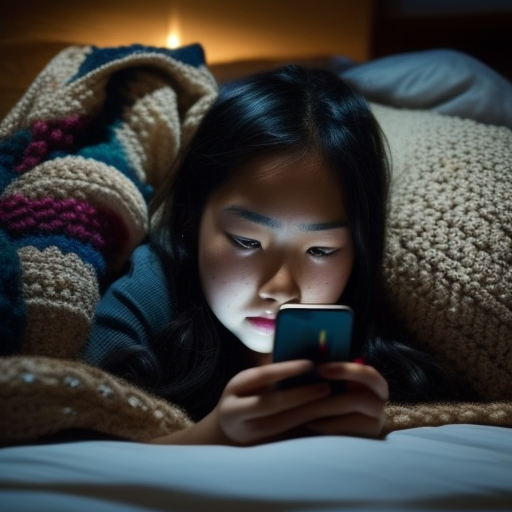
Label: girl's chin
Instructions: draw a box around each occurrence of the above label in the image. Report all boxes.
[238,334,273,355]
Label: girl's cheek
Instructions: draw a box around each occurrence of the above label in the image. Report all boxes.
[201,246,257,300]
[302,251,353,304]
[304,275,343,303]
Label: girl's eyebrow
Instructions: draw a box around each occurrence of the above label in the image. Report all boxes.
[223,206,281,229]
[299,221,349,232]
[222,206,348,232]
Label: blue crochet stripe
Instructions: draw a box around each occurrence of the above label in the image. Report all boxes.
[0,129,32,193]
[0,229,26,355]
[80,118,153,202]
[12,234,107,276]
[70,43,207,83]
[60,65,155,202]
[78,145,153,203]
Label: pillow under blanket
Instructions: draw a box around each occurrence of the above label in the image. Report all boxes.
[373,104,512,401]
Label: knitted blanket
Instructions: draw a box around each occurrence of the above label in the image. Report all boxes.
[1,45,511,445]
[373,105,512,401]
[0,44,216,443]
[0,43,217,357]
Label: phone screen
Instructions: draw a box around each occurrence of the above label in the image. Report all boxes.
[272,304,353,391]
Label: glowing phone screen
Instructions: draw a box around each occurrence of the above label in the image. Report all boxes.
[273,307,353,364]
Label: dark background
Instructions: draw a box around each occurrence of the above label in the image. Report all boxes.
[1,0,511,119]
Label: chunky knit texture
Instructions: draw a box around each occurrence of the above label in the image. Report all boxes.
[0,355,192,443]
[1,47,511,445]
[0,43,218,356]
[0,355,510,444]
[373,105,512,401]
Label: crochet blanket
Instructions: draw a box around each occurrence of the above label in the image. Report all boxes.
[1,45,511,445]
[373,105,512,402]
[0,43,217,357]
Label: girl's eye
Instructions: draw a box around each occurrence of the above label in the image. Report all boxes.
[307,247,338,258]
[229,235,261,250]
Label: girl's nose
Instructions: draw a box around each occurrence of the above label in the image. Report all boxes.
[258,261,300,304]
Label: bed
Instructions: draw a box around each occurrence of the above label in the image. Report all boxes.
[1,43,511,511]
[2,425,512,512]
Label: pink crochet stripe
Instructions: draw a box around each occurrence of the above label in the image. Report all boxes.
[16,115,86,174]
[0,194,112,250]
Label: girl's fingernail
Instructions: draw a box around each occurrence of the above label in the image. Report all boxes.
[353,358,365,365]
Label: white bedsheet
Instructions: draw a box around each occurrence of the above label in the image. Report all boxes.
[1,424,511,512]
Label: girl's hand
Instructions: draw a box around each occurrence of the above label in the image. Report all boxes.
[151,360,332,446]
[303,361,389,438]
[151,359,388,446]
[215,360,335,445]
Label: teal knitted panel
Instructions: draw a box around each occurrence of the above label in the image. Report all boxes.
[0,229,25,354]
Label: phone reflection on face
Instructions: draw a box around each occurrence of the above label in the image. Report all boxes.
[198,151,354,356]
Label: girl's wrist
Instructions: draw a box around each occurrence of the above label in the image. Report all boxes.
[150,410,233,446]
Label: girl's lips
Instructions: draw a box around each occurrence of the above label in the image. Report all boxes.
[246,317,276,335]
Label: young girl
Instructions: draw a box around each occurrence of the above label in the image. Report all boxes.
[82,64,451,445]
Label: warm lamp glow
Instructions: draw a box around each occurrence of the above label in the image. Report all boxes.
[166,3,181,50]
[166,1,183,49]
[167,32,181,49]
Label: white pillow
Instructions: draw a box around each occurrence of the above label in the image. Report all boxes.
[343,49,512,129]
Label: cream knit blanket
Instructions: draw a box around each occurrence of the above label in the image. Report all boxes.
[0,46,511,444]
[373,105,512,401]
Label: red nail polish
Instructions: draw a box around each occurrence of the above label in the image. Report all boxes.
[353,357,365,365]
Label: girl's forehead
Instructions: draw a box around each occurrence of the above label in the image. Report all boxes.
[208,151,348,221]
[240,151,329,181]
[219,150,336,192]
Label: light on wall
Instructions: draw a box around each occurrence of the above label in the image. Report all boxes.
[167,32,181,48]
[166,5,181,49]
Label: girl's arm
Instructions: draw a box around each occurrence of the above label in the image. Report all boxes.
[80,244,172,367]
[151,359,388,446]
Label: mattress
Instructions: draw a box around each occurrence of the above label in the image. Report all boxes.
[1,424,511,512]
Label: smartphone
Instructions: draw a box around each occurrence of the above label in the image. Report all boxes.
[272,304,354,392]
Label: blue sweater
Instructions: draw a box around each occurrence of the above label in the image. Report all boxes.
[81,244,172,366]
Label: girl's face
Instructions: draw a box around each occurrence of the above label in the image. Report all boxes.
[198,152,354,356]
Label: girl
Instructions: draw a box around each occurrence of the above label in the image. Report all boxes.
[82,64,451,445]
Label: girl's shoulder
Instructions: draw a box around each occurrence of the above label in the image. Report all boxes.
[81,244,172,366]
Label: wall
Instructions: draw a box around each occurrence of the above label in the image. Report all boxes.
[372,1,512,81]
[0,0,372,118]
[383,0,512,16]
[175,0,372,63]
[2,0,372,63]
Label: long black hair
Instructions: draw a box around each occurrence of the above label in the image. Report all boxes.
[104,65,455,420]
